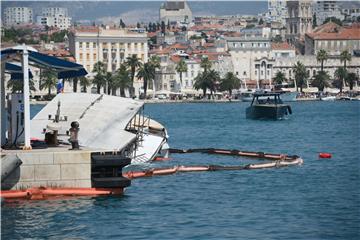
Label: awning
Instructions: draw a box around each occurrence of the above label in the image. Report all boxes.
[1,47,87,79]
[5,62,33,80]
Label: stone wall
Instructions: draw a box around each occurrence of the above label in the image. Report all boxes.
[2,150,92,190]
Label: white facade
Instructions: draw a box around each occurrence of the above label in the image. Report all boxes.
[266,0,288,26]
[315,1,344,25]
[160,1,193,24]
[69,27,148,96]
[3,7,33,26]
[36,7,71,30]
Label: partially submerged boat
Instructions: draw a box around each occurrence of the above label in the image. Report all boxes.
[246,92,292,120]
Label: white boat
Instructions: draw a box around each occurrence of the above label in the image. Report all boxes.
[320,96,336,101]
[31,93,169,163]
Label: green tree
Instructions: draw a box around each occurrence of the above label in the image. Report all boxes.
[200,57,212,73]
[316,49,328,71]
[125,54,143,97]
[340,50,352,70]
[324,17,342,26]
[104,72,113,94]
[312,71,330,92]
[92,61,106,94]
[79,76,91,93]
[7,78,36,93]
[220,72,240,97]
[259,18,264,25]
[113,65,132,97]
[313,13,317,28]
[346,72,359,91]
[137,62,155,99]
[40,70,57,95]
[293,61,308,92]
[273,71,286,85]
[334,67,347,92]
[194,72,207,98]
[175,59,188,89]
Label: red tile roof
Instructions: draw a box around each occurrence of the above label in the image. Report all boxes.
[306,23,360,40]
[271,42,295,50]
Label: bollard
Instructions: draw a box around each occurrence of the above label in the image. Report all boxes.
[69,121,80,150]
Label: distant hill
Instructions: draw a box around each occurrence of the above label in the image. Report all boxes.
[1,1,268,24]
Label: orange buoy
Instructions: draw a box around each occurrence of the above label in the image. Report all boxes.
[319,153,332,158]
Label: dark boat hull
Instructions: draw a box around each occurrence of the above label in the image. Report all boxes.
[246,104,291,120]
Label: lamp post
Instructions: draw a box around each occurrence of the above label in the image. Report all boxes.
[22,44,31,150]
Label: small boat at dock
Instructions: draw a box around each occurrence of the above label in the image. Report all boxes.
[246,92,292,120]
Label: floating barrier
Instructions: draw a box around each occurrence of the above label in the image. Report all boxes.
[319,153,332,158]
[168,148,299,161]
[1,187,124,200]
[123,158,303,180]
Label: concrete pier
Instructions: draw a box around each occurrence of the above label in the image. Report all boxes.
[1,147,93,190]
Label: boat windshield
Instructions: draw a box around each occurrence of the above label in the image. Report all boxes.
[252,94,283,105]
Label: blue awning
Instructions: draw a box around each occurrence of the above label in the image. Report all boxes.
[5,62,34,80]
[1,47,87,79]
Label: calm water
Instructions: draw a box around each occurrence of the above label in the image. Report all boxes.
[2,101,360,240]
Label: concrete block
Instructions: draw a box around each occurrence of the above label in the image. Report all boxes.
[17,152,54,165]
[19,165,35,181]
[75,179,92,188]
[46,180,76,188]
[54,151,91,164]
[34,165,61,180]
[60,164,90,180]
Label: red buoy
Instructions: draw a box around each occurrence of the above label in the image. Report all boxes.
[319,153,332,158]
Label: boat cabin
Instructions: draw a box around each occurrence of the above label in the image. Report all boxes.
[250,92,284,106]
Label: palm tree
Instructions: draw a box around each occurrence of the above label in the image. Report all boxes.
[340,50,352,88]
[316,49,328,71]
[346,72,358,91]
[104,72,113,94]
[137,62,155,99]
[293,61,308,93]
[334,67,347,92]
[125,54,143,97]
[273,71,286,85]
[206,70,220,98]
[194,72,207,98]
[79,76,91,93]
[40,69,57,95]
[312,71,330,92]
[340,50,352,69]
[7,78,36,93]
[113,65,132,97]
[200,57,212,73]
[72,77,79,92]
[220,72,240,97]
[175,59,188,89]
[92,61,106,94]
[149,55,161,97]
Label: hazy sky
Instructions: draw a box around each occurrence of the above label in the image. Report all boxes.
[2,1,269,23]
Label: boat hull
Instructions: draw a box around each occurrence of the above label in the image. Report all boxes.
[246,104,291,120]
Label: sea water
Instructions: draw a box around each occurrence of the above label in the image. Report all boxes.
[2,101,359,240]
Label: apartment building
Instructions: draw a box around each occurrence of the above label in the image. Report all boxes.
[3,7,33,26]
[36,7,71,30]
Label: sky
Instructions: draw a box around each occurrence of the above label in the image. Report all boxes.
[1,1,269,24]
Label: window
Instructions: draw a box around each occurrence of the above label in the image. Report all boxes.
[164,83,168,90]
[79,42,83,48]
[79,53,83,60]
[261,70,264,75]
[86,42,90,48]
[243,71,246,76]
[236,71,239,75]
[86,53,90,60]
[93,53,97,60]
[267,70,270,76]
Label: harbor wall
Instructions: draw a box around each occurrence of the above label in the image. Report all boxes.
[1,150,92,190]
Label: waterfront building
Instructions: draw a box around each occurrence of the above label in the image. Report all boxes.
[3,7,33,26]
[36,7,71,30]
[226,36,272,88]
[315,1,344,26]
[160,0,192,24]
[286,0,313,43]
[305,23,360,56]
[266,0,288,26]
[69,26,148,95]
